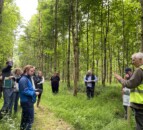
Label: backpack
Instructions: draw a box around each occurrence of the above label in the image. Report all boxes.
[3,77,13,88]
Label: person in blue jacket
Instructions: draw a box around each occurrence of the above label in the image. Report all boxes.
[19,65,39,130]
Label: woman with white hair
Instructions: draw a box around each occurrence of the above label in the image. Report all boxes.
[114,52,143,130]
[84,70,98,99]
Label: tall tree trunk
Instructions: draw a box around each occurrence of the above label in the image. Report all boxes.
[0,0,4,23]
[72,0,79,96]
[54,0,58,71]
[122,0,125,76]
[92,9,96,71]
[102,0,110,86]
[109,46,112,84]
[67,0,71,88]
[38,0,43,70]
[140,0,143,52]
[101,0,104,86]
[86,6,89,71]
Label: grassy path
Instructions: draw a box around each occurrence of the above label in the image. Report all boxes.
[33,105,75,130]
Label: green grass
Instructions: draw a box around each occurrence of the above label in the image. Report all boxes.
[0,82,135,130]
[41,82,135,130]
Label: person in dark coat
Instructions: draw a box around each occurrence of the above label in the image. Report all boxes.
[50,72,60,94]
[36,71,44,107]
[1,60,14,114]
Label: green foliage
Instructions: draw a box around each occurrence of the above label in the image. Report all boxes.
[0,0,20,68]
[17,0,142,83]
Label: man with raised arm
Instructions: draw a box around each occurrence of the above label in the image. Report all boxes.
[114,52,143,130]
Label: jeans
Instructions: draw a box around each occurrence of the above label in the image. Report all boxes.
[1,88,13,113]
[134,108,143,130]
[20,102,34,130]
[14,92,19,113]
[8,92,19,114]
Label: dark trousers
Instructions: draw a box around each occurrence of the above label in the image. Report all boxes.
[0,87,2,98]
[123,105,128,119]
[14,92,19,113]
[86,86,94,99]
[134,108,143,130]
[51,83,59,93]
[37,92,42,107]
[20,102,34,130]
[1,88,13,113]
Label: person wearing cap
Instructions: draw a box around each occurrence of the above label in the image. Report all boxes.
[114,52,143,130]
[122,68,132,119]
[84,70,98,99]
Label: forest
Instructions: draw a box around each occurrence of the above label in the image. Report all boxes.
[0,0,143,130]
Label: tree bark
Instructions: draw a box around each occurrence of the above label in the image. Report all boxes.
[140,0,143,52]
[86,6,89,71]
[0,0,4,23]
[54,0,58,71]
[72,0,79,96]
[102,0,110,86]
[67,0,72,88]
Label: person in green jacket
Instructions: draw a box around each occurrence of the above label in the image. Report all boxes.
[114,52,143,130]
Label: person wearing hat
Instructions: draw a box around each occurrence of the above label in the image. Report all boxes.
[114,52,143,130]
[122,67,132,119]
[84,70,98,99]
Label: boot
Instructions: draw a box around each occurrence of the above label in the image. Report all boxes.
[37,99,40,107]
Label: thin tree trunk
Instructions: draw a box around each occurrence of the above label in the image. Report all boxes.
[92,9,96,71]
[86,6,89,71]
[54,0,58,71]
[102,0,110,86]
[109,46,112,84]
[72,0,79,96]
[122,0,125,76]
[67,0,71,88]
[101,0,104,86]
[140,0,143,52]
[0,0,4,23]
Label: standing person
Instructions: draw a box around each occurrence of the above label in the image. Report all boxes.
[13,68,22,113]
[122,68,132,119]
[31,66,36,90]
[84,70,98,99]
[8,68,22,115]
[36,71,44,107]
[19,65,39,130]
[114,52,143,130]
[50,72,60,94]
[1,60,14,115]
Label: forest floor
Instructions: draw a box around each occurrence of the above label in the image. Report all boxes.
[33,105,75,130]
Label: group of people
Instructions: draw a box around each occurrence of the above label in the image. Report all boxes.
[0,52,143,130]
[84,52,143,130]
[0,62,45,130]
